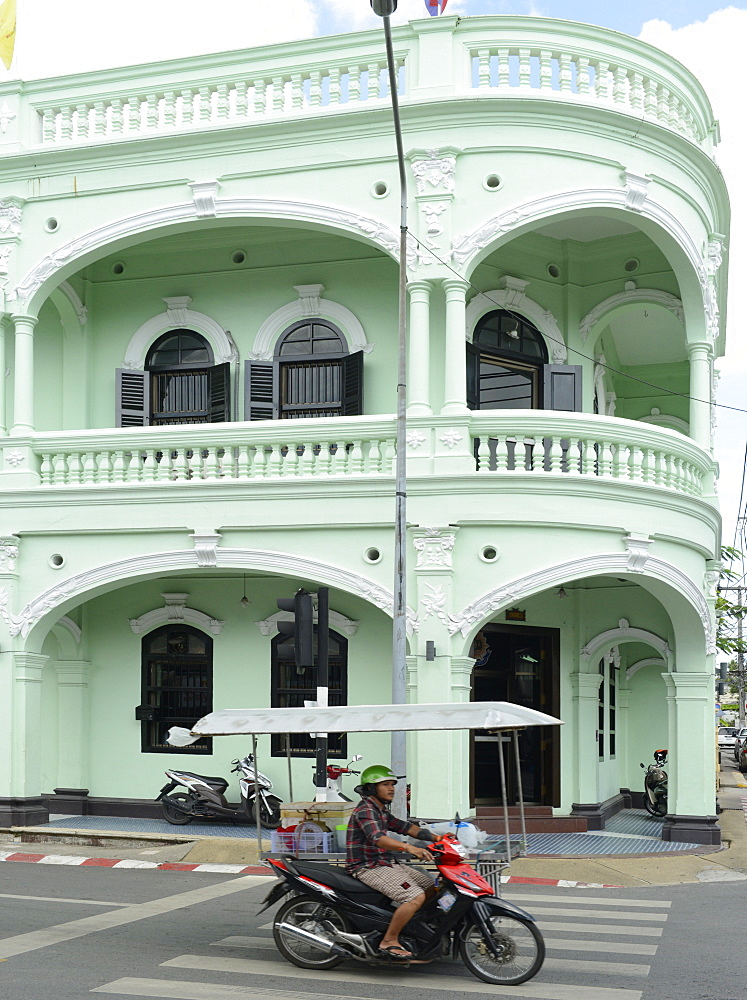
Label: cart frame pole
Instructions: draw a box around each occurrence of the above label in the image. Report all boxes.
[512,729,529,855]
[497,732,512,864]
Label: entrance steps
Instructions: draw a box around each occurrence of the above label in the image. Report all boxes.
[474,805,588,834]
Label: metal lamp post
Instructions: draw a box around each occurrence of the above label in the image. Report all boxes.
[370,0,408,819]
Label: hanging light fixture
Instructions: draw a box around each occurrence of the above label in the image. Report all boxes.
[239,575,250,607]
[556,586,568,599]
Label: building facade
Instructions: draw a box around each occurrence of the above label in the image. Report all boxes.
[0,15,728,843]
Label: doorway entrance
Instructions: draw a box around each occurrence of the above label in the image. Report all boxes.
[471,624,559,807]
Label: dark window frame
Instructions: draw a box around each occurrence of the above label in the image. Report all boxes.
[270,626,348,759]
[140,624,213,754]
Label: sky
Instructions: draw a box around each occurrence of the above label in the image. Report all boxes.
[6,1,747,550]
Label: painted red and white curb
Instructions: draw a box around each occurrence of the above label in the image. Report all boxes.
[0,850,620,886]
[0,850,267,875]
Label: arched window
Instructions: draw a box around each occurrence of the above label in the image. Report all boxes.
[467,309,581,412]
[270,627,348,758]
[245,320,363,420]
[116,329,230,427]
[140,624,213,753]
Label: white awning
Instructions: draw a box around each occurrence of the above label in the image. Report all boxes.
[166,702,562,746]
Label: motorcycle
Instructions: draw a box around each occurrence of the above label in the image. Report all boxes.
[259,833,545,986]
[313,755,363,802]
[640,749,668,817]
[156,753,283,828]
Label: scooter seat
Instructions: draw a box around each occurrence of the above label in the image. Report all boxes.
[291,860,390,901]
[171,771,229,791]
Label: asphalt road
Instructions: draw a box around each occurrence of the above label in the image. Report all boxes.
[0,860,743,1000]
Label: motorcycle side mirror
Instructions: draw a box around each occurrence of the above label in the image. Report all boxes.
[640,762,645,769]
[351,755,363,763]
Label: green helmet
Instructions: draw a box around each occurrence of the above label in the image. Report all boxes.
[360,764,403,785]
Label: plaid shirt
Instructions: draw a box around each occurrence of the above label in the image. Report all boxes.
[346,794,411,872]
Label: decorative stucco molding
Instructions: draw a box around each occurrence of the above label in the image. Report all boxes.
[638,408,688,435]
[409,148,459,196]
[188,180,221,218]
[191,531,222,568]
[0,535,19,573]
[465,281,566,362]
[250,284,370,361]
[701,233,726,343]
[256,608,359,637]
[450,186,703,285]
[413,528,457,570]
[579,287,684,344]
[0,102,16,134]
[447,553,713,655]
[58,281,88,326]
[580,619,670,668]
[122,299,237,368]
[12,547,418,646]
[626,656,667,681]
[13,198,401,312]
[623,171,650,212]
[129,593,225,635]
[625,533,653,573]
[0,197,23,239]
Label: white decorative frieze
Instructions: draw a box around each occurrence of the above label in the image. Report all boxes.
[188,180,220,218]
[406,430,426,449]
[420,201,447,238]
[625,533,653,573]
[623,171,650,212]
[129,593,225,635]
[414,528,457,569]
[191,530,221,568]
[439,429,462,449]
[0,245,12,274]
[702,234,726,342]
[5,448,24,467]
[256,607,359,637]
[0,102,16,134]
[0,536,19,572]
[0,197,23,238]
[421,581,449,624]
[410,149,458,196]
[164,296,193,326]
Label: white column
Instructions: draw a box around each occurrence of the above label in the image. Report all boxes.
[55,662,91,790]
[441,278,470,415]
[0,315,8,435]
[571,672,603,804]
[407,280,433,416]
[12,652,48,798]
[12,314,38,435]
[663,671,716,816]
[687,342,712,449]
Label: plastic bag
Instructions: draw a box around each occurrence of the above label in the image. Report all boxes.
[426,820,487,849]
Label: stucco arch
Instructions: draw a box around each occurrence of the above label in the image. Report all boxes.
[626,656,667,682]
[579,288,685,345]
[123,298,237,368]
[452,190,710,337]
[580,620,671,672]
[13,197,401,317]
[250,284,370,361]
[464,281,566,362]
[449,551,711,658]
[13,546,415,651]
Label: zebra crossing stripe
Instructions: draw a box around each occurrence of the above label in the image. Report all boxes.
[161,953,644,1000]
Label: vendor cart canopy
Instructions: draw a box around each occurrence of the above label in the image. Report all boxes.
[166,701,562,746]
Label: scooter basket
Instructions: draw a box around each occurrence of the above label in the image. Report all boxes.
[476,858,509,895]
[271,829,335,854]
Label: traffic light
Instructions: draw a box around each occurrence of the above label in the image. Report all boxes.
[718,661,729,697]
[277,589,314,670]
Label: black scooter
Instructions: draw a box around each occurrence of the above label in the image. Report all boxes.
[640,749,668,817]
[259,834,544,986]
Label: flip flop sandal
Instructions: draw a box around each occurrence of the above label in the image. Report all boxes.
[378,945,412,961]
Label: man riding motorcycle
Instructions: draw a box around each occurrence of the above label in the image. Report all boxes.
[346,764,439,961]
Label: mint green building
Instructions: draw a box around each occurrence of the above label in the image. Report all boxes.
[0,16,728,844]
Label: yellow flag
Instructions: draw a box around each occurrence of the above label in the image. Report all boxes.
[0,0,16,71]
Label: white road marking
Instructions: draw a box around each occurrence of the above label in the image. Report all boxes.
[210,936,275,949]
[162,954,643,1000]
[0,893,130,907]
[505,893,672,909]
[545,938,658,956]
[539,921,662,936]
[523,906,668,922]
[0,875,272,960]
[94,980,372,999]
[542,956,649,977]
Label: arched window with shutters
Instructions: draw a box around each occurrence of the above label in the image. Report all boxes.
[467,310,581,412]
[116,329,231,427]
[245,320,363,420]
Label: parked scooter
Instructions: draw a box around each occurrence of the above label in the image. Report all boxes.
[312,755,363,801]
[260,833,544,986]
[640,749,668,817]
[157,754,283,828]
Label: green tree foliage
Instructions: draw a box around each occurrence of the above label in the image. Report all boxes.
[717,546,747,656]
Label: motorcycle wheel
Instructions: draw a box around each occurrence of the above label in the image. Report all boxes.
[459,914,545,986]
[644,796,667,818]
[252,795,282,829]
[273,896,350,970]
[161,792,195,825]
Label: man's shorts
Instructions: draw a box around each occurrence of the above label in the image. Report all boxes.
[352,862,434,904]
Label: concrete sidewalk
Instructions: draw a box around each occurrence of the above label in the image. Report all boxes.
[3,765,746,887]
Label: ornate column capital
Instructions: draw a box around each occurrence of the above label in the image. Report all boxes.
[13,651,48,682]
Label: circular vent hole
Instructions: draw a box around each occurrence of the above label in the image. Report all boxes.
[624,258,640,273]
[480,545,499,563]
[45,217,59,232]
[49,553,65,569]
[111,261,125,276]
[372,181,389,198]
[547,263,561,279]
[484,173,502,190]
[232,250,247,265]
[364,547,382,564]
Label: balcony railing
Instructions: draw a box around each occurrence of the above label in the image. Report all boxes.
[1,17,717,153]
[21,412,713,500]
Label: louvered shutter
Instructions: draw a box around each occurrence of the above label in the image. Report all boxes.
[115,369,150,427]
[207,362,231,422]
[466,341,480,410]
[341,352,364,415]
[244,362,278,420]
[542,365,583,412]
